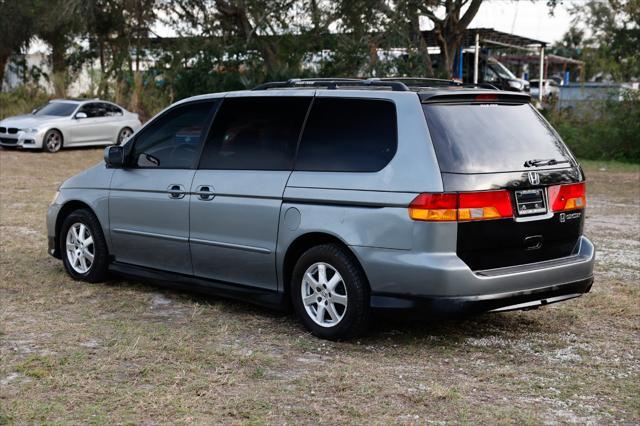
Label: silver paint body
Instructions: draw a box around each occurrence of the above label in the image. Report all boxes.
[0,100,141,149]
[47,89,595,300]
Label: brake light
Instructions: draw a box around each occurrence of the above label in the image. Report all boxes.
[475,94,498,102]
[408,193,457,221]
[409,191,513,222]
[458,190,513,221]
[548,182,586,212]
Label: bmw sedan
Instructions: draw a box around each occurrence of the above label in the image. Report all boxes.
[0,99,141,153]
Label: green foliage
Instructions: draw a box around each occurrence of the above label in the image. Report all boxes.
[0,85,50,120]
[545,92,640,163]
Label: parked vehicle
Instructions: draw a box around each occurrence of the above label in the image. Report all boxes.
[530,79,560,100]
[0,99,141,152]
[483,57,530,92]
[47,79,595,340]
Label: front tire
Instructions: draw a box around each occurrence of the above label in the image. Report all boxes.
[43,129,63,153]
[291,244,371,340]
[60,209,109,282]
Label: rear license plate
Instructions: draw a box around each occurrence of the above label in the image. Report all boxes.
[515,188,547,216]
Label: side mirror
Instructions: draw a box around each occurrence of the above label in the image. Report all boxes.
[75,112,88,119]
[104,145,125,168]
[32,109,38,114]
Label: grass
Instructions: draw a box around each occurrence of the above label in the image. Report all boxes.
[0,150,639,424]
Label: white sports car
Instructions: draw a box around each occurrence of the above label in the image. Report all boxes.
[0,99,141,153]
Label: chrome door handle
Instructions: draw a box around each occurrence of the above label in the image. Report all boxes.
[194,185,215,201]
[167,184,186,199]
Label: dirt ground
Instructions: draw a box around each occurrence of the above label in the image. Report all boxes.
[1,149,638,425]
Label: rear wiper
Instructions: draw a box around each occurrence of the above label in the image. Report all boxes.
[524,158,571,168]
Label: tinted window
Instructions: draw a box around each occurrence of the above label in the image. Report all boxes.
[104,103,123,116]
[423,103,574,173]
[295,98,397,172]
[129,101,216,169]
[79,103,107,118]
[200,97,311,170]
[34,102,77,117]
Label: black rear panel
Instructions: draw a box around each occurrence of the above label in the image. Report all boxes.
[442,168,585,271]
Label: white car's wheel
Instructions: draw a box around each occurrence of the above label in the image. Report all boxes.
[117,127,133,145]
[44,130,63,153]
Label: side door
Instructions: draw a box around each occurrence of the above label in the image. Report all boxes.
[69,102,111,145]
[109,99,219,275]
[190,93,313,290]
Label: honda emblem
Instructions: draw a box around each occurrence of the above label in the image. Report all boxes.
[527,171,540,185]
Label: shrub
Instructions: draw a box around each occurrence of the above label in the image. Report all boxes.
[0,85,50,120]
[545,91,640,163]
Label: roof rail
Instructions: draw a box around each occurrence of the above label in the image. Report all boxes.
[252,78,409,92]
[373,77,462,87]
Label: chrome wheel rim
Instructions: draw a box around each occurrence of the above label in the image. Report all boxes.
[301,262,348,328]
[46,132,61,152]
[118,128,132,144]
[65,223,95,274]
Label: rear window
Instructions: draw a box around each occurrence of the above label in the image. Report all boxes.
[423,103,574,174]
[295,98,397,172]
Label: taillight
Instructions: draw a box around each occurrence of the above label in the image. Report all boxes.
[458,190,513,221]
[408,193,457,221]
[409,191,513,222]
[548,182,586,212]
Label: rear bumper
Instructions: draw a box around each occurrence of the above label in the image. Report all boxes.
[352,235,595,313]
[371,276,593,315]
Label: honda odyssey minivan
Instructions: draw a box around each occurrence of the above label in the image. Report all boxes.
[47,78,595,340]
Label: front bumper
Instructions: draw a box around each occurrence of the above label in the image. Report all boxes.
[0,132,42,149]
[47,203,62,258]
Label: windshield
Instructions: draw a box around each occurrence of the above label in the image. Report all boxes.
[34,102,78,117]
[423,103,574,174]
[490,60,517,80]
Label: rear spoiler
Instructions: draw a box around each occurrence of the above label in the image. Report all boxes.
[420,91,531,104]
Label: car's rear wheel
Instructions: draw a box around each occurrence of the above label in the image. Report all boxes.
[43,129,63,153]
[60,209,109,283]
[117,127,133,145]
[291,244,371,340]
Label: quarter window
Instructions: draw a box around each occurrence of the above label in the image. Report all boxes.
[199,97,311,171]
[129,101,216,169]
[295,98,397,172]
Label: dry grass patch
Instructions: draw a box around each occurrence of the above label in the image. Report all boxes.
[1,148,639,424]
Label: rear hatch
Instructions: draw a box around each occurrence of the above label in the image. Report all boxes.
[421,93,585,271]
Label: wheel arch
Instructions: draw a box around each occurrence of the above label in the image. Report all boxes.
[43,128,65,149]
[54,200,105,257]
[280,232,370,300]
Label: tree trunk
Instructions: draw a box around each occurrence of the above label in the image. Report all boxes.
[408,0,434,77]
[0,53,9,92]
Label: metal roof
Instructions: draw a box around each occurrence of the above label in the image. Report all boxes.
[422,28,547,48]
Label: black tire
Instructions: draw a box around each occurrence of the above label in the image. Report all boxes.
[59,209,109,283]
[43,129,63,153]
[291,244,371,340]
[116,127,133,145]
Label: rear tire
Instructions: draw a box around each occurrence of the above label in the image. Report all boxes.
[43,129,63,153]
[59,209,109,283]
[291,244,371,340]
[116,127,133,145]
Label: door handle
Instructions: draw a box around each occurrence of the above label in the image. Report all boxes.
[194,185,215,201]
[167,184,186,199]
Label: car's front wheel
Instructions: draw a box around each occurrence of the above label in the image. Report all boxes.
[60,209,109,282]
[291,244,371,340]
[43,129,63,153]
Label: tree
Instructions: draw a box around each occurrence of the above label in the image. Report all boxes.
[0,0,36,91]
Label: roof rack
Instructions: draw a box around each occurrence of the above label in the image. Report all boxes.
[251,77,502,92]
[252,78,410,92]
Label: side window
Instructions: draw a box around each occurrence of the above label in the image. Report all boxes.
[199,97,311,171]
[129,101,216,169]
[295,98,397,172]
[104,103,123,116]
[484,66,498,83]
[79,103,105,118]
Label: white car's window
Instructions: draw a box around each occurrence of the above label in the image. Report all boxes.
[34,102,77,117]
[78,103,108,118]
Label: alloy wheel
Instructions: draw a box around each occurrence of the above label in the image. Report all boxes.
[301,262,348,327]
[65,223,95,274]
[118,128,133,144]
[46,132,62,152]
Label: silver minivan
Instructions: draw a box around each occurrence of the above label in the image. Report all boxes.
[47,79,595,340]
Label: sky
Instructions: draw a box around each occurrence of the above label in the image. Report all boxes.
[469,0,575,44]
